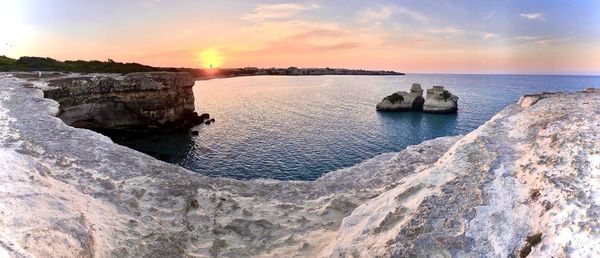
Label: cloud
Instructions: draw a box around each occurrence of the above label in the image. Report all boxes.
[358,5,395,24]
[530,36,575,46]
[217,19,391,63]
[140,0,160,8]
[312,42,363,52]
[395,6,427,22]
[358,4,427,24]
[483,33,498,39]
[242,3,319,22]
[520,12,545,21]
[427,27,464,34]
[513,36,543,41]
[247,21,372,50]
[514,35,575,47]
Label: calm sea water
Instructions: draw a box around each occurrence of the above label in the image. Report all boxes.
[111,74,600,180]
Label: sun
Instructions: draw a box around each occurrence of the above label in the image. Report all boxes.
[199,49,224,68]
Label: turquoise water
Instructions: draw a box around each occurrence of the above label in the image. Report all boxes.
[111,74,600,180]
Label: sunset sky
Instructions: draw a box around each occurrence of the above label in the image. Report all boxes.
[1,0,599,74]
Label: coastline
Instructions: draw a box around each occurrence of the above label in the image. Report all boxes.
[1,73,599,257]
[0,73,458,257]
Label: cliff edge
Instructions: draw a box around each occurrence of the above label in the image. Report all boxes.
[40,72,205,131]
[0,73,598,257]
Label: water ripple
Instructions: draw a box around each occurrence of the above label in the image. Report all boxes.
[110,74,600,180]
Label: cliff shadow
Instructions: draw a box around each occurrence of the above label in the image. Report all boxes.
[96,129,195,163]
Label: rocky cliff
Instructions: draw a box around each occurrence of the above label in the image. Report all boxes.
[377,84,458,113]
[1,73,598,257]
[41,72,204,131]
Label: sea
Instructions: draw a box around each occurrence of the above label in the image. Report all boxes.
[108,74,600,180]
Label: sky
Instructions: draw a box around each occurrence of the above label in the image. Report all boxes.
[1,0,600,75]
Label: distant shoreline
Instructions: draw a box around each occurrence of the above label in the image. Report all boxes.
[194,71,405,81]
[0,56,404,79]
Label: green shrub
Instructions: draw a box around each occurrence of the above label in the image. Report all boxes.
[0,56,160,73]
[384,93,404,103]
[440,90,452,101]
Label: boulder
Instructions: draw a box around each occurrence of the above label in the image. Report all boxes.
[518,92,561,108]
[422,86,458,113]
[199,113,210,120]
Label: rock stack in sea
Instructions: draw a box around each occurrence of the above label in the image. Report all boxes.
[376,83,458,113]
[423,85,459,113]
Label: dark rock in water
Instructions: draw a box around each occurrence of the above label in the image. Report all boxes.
[186,111,211,125]
[205,120,211,125]
[191,130,199,135]
[210,118,215,122]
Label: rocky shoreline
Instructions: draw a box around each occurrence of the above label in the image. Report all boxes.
[36,72,207,132]
[1,73,599,257]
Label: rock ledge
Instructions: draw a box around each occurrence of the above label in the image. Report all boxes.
[42,72,206,131]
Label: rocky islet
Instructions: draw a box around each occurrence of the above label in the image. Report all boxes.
[376,83,459,113]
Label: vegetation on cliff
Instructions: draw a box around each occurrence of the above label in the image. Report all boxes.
[0,56,162,73]
[383,92,404,103]
[440,90,452,101]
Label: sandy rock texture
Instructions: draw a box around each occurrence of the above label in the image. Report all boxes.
[1,73,598,257]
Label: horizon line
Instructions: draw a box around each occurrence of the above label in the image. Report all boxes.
[3,55,599,77]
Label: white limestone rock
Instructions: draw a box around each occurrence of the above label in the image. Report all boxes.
[377,84,458,113]
[422,85,459,113]
[376,83,425,111]
[1,73,599,257]
[0,73,459,257]
[324,88,600,257]
[518,92,560,108]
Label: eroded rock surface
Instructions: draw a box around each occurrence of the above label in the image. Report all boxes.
[423,85,459,113]
[41,72,204,131]
[1,73,598,257]
[326,88,600,257]
[0,74,458,257]
[376,83,425,111]
[376,84,458,113]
